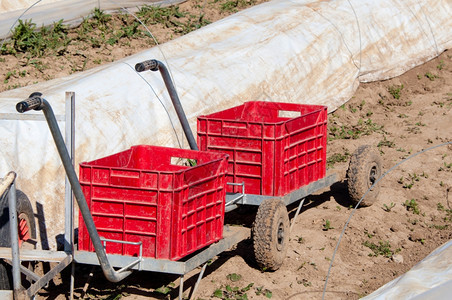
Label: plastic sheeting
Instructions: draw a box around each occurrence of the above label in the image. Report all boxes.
[363,240,452,299]
[0,0,184,39]
[0,0,451,249]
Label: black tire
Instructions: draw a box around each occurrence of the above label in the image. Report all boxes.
[252,198,289,271]
[0,189,36,290]
[346,145,383,207]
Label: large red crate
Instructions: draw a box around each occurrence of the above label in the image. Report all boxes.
[78,145,228,261]
[197,101,327,197]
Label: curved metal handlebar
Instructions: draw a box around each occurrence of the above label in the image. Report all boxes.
[15,93,133,283]
[134,59,199,150]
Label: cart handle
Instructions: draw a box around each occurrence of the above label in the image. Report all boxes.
[134,59,199,151]
[16,93,134,283]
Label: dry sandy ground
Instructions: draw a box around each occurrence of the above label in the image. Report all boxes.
[1,1,451,299]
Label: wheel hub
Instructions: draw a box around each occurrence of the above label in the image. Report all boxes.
[368,164,378,188]
[18,213,31,248]
[276,219,285,251]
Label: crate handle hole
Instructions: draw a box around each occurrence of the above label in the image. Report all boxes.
[171,157,197,167]
[278,110,301,118]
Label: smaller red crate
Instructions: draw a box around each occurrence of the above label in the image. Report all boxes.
[78,145,228,261]
[197,101,327,197]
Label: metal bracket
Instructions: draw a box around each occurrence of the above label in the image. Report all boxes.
[225,182,246,212]
[100,237,143,271]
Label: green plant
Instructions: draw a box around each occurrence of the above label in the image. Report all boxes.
[398,173,421,189]
[155,282,175,295]
[363,240,399,258]
[438,162,452,172]
[364,230,374,238]
[298,279,312,287]
[328,118,384,140]
[9,19,70,57]
[433,100,446,108]
[407,126,421,134]
[10,19,37,53]
[358,100,366,110]
[213,282,271,299]
[437,60,445,70]
[255,286,272,298]
[425,72,437,81]
[327,151,350,167]
[403,199,420,215]
[430,224,448,230]
[388,84,403,99]
[382,202,395,212]
[92,7,112,26]
[85,284,130,300]
[408,218,418,225]
[219,0,256,13]
[445,209,452,222]
[4,70,16,83]
[226,273,242,282]
[297,262,306,270]
[323,220,334,231]
[377,136,395,148]
[29,59,47,71]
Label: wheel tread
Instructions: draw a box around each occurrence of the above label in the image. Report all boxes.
[347,145,382,207]
[252,198,289,271]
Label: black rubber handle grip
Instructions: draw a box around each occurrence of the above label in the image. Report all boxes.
[135,60,159,72]
[16,94,43,113]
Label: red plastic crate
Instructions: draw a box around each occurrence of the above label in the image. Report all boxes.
[197,101,327,197]
[78,145,228,260]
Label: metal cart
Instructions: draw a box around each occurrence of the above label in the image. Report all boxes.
[0,59,382,299]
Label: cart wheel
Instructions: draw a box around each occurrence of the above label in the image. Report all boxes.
[0,189,37,289]
[252,198,289,271]
[347,145,382,207]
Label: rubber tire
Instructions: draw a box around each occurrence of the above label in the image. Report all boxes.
[0,189,36,290]
[252,198,289,271]
[347,145,383,207]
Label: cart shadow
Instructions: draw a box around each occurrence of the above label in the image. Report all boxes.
[38,238,256,299]
[286,181,352,218]
[69,238,255,299]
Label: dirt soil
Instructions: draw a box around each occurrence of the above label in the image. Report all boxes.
[1,1,451,299]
